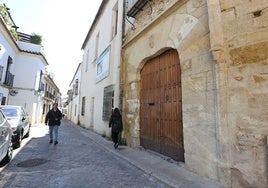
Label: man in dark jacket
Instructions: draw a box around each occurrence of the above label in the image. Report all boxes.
[45,103,62,145]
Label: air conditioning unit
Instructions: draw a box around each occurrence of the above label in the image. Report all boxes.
[9,89,18,96]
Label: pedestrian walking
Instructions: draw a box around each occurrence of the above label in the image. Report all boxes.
[109,108,123,149]
[45,103,62,145]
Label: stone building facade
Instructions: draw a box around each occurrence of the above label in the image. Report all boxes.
[121,0,268,187]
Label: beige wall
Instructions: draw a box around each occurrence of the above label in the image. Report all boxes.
[122,0,220,181]
[218,0,268,187]
[122,0,268,187]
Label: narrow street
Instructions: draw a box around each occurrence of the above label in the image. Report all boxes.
[0,119,166,188]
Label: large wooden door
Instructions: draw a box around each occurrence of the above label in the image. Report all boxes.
[140,49,184,161]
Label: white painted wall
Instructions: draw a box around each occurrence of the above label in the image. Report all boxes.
[12,53,44,89]
[79,0,124,136]
[1,13,54,125]
[8,89,38,123]
[69,63,82,125]
[8,51,46,124]
[0,35,17,64]
[0,25,17,105]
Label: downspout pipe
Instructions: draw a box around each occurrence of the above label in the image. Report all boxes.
[118,0,125,110]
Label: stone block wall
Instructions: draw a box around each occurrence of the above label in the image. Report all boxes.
[122,0,268,187]
[218,0,268,187]
[123,0,222,182]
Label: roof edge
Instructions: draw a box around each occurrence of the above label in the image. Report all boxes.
[81,0,107,50]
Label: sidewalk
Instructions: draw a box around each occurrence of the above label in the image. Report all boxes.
[66,120,225,188]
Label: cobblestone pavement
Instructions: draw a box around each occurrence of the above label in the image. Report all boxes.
[0,120,167,188]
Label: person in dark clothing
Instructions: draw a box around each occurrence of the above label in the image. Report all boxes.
[45,103,62,145]
[109,108,123,149]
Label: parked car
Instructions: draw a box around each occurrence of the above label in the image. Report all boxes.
[0,105,30,149]
[0,109,13,167]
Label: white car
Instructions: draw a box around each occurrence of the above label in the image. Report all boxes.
[0,109,13,166]
[0,105,30,149]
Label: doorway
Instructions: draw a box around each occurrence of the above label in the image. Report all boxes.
[140,49,184,161]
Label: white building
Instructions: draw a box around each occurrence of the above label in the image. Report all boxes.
[79,0,124,136]
[67,63,81,125]
[0,4,60,124]
[0,17,16,105]
[7,43,49,124]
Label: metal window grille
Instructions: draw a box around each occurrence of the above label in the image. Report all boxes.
[81,96,86,116]
[102,85,114,121]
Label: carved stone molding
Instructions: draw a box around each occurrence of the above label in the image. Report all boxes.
[125,0,177,43]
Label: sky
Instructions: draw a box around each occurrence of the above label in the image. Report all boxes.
[1,0,102,95]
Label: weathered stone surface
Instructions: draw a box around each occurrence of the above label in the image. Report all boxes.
[122,0,268,187]
[230,42,268,66]
[123,0,221,183]
[232,133,267,187]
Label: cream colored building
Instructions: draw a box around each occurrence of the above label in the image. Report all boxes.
[39,73,61,123]
[122,0,268,187]
[79,0,124,135]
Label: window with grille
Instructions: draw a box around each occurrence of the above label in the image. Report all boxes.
[102,85,114,121]
[74,79,79,95]
[81,96,86,116]
[42,104,46,114]
[95,32,100,61]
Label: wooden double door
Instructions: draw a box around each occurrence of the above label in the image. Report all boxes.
[140,49,184,161]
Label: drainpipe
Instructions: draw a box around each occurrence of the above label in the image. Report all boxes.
[119,0,126,111]
[122,0,126,39]
[206,0,231,186]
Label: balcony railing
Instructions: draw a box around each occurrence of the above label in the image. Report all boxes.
[126,0,138,13]
[44,91,55,100]
[126,0,150,18]
[4,71,14,87]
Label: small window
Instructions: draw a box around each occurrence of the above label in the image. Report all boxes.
[1,97,6,105]
[112,3,118,38]
[74,79,79,95]
[85,49,90,72]
[81,96,86,116]
[42,104,46,114]
[0,111,5,124]
[102,85,114,121]
[94,32,100,61]
[0,65,4,81]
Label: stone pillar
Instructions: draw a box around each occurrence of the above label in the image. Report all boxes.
[206,0,231,186]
